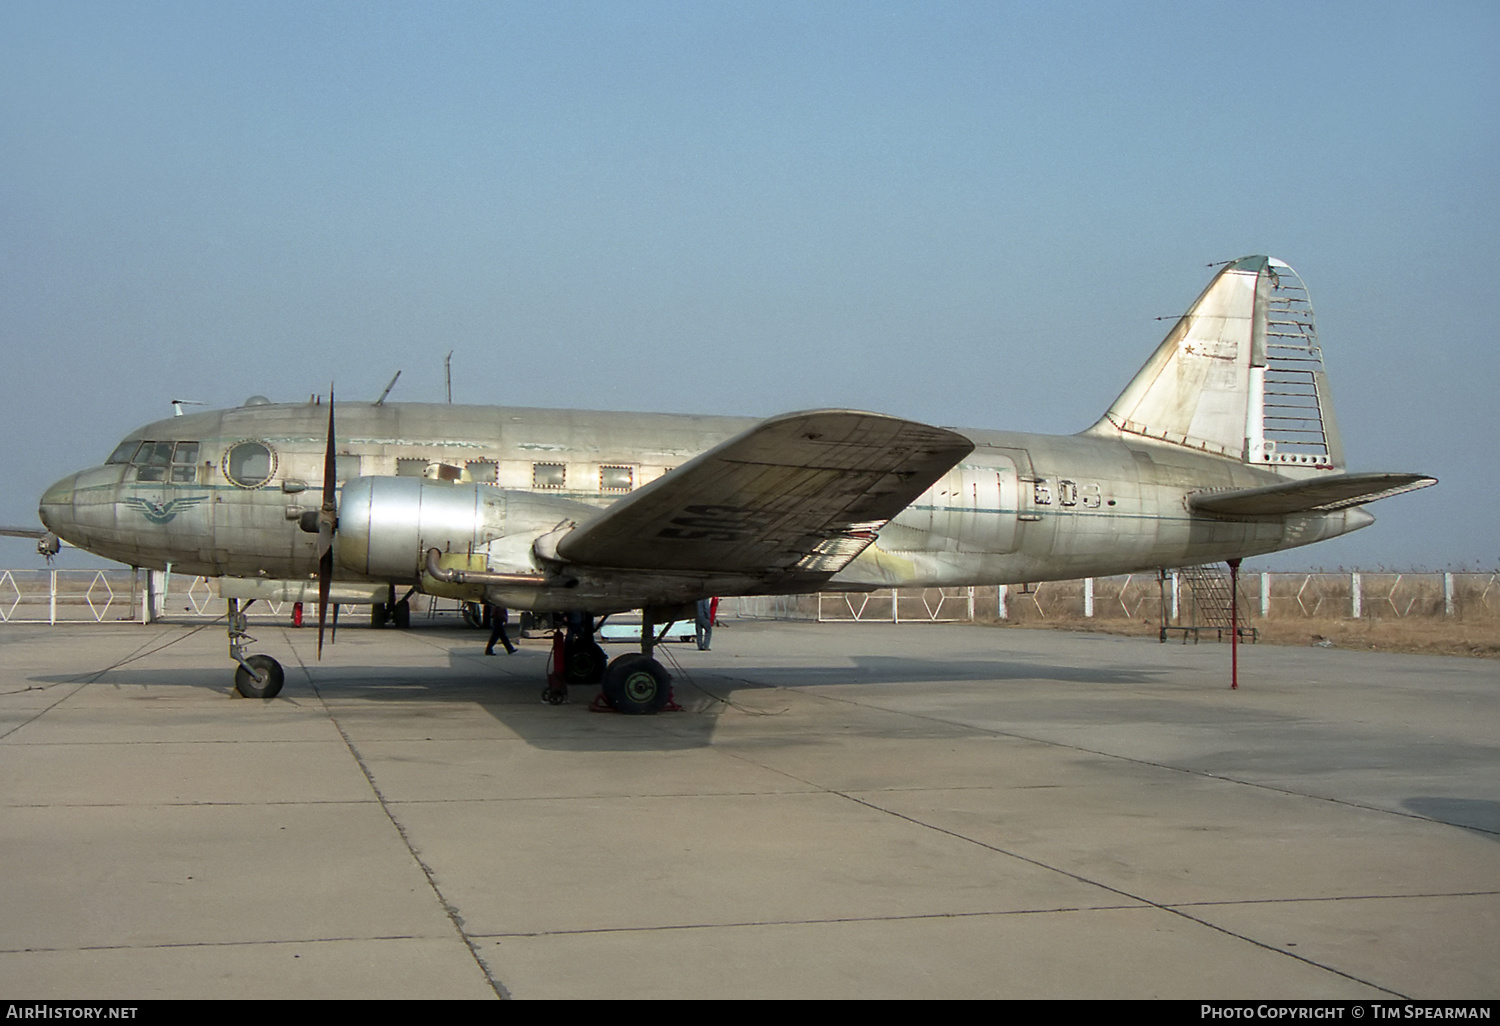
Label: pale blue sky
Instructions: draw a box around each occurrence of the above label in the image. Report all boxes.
[3,1,1496,569]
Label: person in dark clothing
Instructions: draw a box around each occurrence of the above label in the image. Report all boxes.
[696,597,714,650]
[485,604,516,655]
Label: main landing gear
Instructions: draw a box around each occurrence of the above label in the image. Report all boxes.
[542,610,677,715]
[370,584,412,629]
[228,597,284,699]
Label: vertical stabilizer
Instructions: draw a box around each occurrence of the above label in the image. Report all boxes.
[1089,256,1342,471]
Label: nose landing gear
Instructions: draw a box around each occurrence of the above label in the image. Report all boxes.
[227,597,284,699]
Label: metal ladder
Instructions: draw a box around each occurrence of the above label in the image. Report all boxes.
[1160,565,1257,643]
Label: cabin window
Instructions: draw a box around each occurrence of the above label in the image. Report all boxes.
[533,463,565,489]
[396,458,428,477]
[467,460,498,485]
[223,440,277,488]
[599,465,634,492]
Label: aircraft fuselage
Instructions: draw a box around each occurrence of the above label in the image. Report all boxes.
[38,399,1370,611]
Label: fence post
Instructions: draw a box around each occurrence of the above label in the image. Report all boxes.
[997,584,1008,620]
[1171,571,1180,622]
[1351,572,1362,619]
[144,570,158,624]
[1083,577,1094,618]
[1260,572,1270,618]
[49,570,58,625]
[1444,572,1455,618]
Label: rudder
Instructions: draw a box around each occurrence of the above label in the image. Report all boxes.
[1088,256,1343,472]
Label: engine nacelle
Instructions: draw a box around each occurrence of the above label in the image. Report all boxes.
[336,476,593,581]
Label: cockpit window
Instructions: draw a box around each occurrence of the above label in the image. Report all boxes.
[133,441,175,482]
[223,440,277,488]
[171,442,199,483]
[118,439,203,483]
[106,440,140,465]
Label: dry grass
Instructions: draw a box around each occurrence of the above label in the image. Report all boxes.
[984,613,1500,659]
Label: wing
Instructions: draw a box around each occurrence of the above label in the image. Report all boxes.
[1189,472,1436,517]
[556,410,973,579]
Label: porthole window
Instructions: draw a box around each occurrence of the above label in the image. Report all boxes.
[223,440,277,488]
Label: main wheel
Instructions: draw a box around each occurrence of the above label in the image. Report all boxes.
[601,654,671,715]
[370,602,390,628]
[234,655,285,699]
[564,637,607,686]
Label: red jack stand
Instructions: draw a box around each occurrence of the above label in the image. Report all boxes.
[541,630,568,705]
[1228,557,1241,690]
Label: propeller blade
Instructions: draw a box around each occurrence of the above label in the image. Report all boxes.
[317,387,336,660]
[317,547,333,659]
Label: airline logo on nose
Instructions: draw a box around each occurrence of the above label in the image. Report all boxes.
[123,496,209,524]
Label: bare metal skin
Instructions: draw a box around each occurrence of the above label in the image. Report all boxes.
[38,257,1428,613]
[34,257,1434,706]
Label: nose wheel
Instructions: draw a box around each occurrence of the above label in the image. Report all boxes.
[227,598,285,699]
[234,655,285,699]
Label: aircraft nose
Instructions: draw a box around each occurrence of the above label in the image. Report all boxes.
[38,472,80,543]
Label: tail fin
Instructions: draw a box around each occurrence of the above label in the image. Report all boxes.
[1088,256,1344,472]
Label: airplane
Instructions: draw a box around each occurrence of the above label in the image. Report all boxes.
[27,256,1434,712]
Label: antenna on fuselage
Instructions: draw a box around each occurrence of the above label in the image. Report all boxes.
[375,370,402,405]
[170,400,206,417]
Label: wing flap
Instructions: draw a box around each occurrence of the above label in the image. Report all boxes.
[1189,472,1436,517]
[556,410,973,577]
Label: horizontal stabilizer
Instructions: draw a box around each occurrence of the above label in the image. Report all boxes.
[557,410,973,577]
[1189,473,1436,517]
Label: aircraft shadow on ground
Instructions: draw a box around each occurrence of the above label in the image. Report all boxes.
[22,641,1166,753]
[706,654,1164,688]
[305,647,1168,750]
[1402,797,1500,839]
[26,668,240,692]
